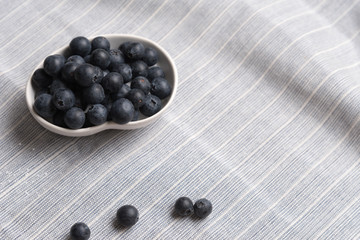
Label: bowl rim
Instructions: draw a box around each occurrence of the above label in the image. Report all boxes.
[26,34,178,137]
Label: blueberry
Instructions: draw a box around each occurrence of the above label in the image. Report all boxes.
[34,93,57,119]
[110,63,132,83]
[151,77,171,99]
[101,72,123,93]
[126,89,145,109]
[84,55,91,63]
[43,54,65,77]
[86,104,107,125]
[103,69,109,77]
[66,55,85,65]
[142,47,158,66]
[111,98,134,124]
[116,205,139,227]
[74,64,98,87]
[124,42,145,60]
[61,62,80,83]
[175,197,194,216]
[147,66,165,81]
[35,88,49,99]
[70,36,91,57]
[131,76,151,94]
[90,49,111,70]
[53,111,66,128]
[109,49,125,70]
[140,94,162,117]
[64,107,85,129]
[193,198,212,218]
[93,66,104,83]
[111,84,131,100]
[52,88,75,111]
[82,83,105,104]
[31,68,53,89]
[70,222,90,240]
[101,96,113,121]
[132,110,139,121]
[49,79,67,94]
[119,41,132,55]
[130,60,148,77]
[91,36,110,51]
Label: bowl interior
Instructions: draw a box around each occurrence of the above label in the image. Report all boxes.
[26,34,177,137]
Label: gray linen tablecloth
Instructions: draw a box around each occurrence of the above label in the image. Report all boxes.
[1,0,360,239]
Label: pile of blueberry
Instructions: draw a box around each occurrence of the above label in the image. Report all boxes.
[32,36,172,129]
[69,198,212,240]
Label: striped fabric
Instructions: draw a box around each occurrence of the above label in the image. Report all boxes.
[0,0,360,239]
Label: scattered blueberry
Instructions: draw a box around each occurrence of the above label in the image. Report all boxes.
[43,54,65,77]
[126,88,146,108]
[131,76,151,94]
[101,72,123,93]
[110,62,132,83]
[175,197,194,217]
[91,36,110,51]
[34,93,57,119]
[147,66,165,81]
[116,205,139,227]
[111,98,134,124]
[52,88,75,111]
[70,222,91,240]
[124,42,145,60]
[74,64,98,87]
[130,60,148,77]
[86,104,108,125]
[111,84,131,100]
[193,199,212,218]
[66,55,85,65]
[91,48,111,70]
[139,94,162,117]
[70,36,91,57]
[61,62,80,83]
[32,68,53,89]
[142,47,158,66]
[151,77,171,99]
[82,83,105,104]
[64,107,85,129]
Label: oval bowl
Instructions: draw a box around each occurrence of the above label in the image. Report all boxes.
[26,34,178,137]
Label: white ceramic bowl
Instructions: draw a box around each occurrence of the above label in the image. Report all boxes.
[26,34,178,137]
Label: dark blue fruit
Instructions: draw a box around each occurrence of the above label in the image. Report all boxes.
[64,107,85,129]
[126,89,145,108]
[147,66,165,81]
[61,62,80,83]
[86,104,107,125]
[66,55,85,65]
[70,222,91,240]
[49,79,67,94]
[131,76,151,94]
[101,72,123,93]
[35,88,49,99]
[193,198,212,218]
[175,197,194,216]
[110,63,132,83]
[111,84,131,100]
[32,68,53,89]
[151,77,171,99]
[34,93,57,119]
[93,66,104,83]
[119,41,132,55]
[132,110,139,121]
[140,94,162,117]
[52,88,75,111]
[142,47,158,66]
[74,64,97,87]
[70,36,91,57]
[124,42,145,60]
[90,49,111,70]
[91,36,110,51]
[109,49,125,68]
[43,54,65,77]
[111,98,134,124]
[116,205,139,227]
[84,55,91,63]
[130,60,148,77]
[53,111,66,128]
[82,83,105,104]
